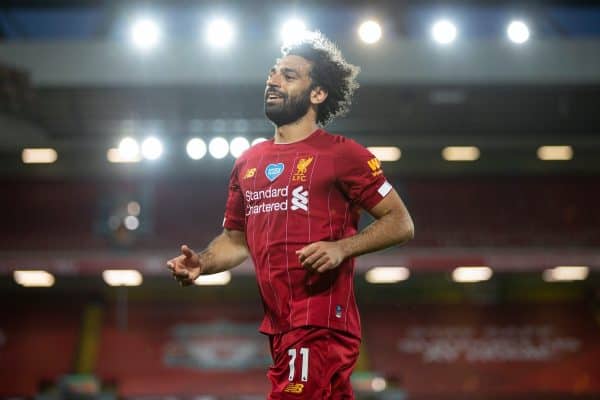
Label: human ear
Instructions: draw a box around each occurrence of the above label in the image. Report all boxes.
[311,86,328,105]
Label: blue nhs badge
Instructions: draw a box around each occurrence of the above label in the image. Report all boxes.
[265,163,285,182]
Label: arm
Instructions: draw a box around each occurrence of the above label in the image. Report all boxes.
[296,189,414,273]
[167,228,249,286]
[339,188,414,258]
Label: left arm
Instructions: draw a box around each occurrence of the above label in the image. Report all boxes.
[297,188,414,273]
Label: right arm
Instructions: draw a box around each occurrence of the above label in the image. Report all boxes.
[167,228,249,286]
[198,228,249,274]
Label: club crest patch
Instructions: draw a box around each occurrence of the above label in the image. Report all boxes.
[265,163,285,182]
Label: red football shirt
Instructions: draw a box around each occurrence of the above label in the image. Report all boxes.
[223,129,392,339]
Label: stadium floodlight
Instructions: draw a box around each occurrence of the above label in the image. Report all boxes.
[141,137,163,160]
[107,148,141,163]
[205,18,235,48]
[194,271,231,286]
[21,148,58,164]
[365,267,410,284]
[130,18,161,50]
[230,136,250,158]
[13,270,55,287]
[127,201,141,216]
[543,266,589,282]
[102,269,143,286]
[124,215,140,231]
[371,377,387,392]
[358,20,382,44]
[537,145,573,161]
[431,19,457,45]
[367,146,401,162]
[507,20,530,44]
[118,137,140,161]
[209,137,229,159]
[442,146,480,161]
[452,266,493,283]
[186,138,207,160]
[251,137,268,146]
[281,18,308,45]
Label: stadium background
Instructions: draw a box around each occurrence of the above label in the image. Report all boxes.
[0,0,599,399]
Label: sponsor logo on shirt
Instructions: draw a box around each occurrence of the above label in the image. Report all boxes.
[367,157,383,177]
[283,383,304,394]
[265,163,285,182]
[335,305,343,318]
[242,167,256,179]
[292,156,313,182]
[291,186,309,211]
[244,185,309,216]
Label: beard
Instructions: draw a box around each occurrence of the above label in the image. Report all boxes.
[264,87,312,127]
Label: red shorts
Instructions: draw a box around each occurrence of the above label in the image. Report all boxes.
[267,326,361,400]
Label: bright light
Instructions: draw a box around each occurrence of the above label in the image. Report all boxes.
[367,146,401,162]
[365,267,410,284]
[230,137,250,158]
[432,20,457,45]
[442,146,480,161]
[537,145,573,161]
[358,20,382,44]
[13,270,55,287]
[209,137,229,159]
[102,269,143,286]
[205,18,235,48]
[543,266,589,282]
[452,266,493,283]
[107,148,141,163]
[130,18,161,50]
[21,148,58,164]
[252,137,268,146]
[118,137,140,161]
[281,19,308,45]
[141,137,163,160]
[194,271,231,286]
[124,215,139,230]
[127,201,141,216]
[186,138,207,160]
[507,20,530,44]
[371,377,387,392]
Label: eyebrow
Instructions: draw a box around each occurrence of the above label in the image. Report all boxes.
[270,66,300,77]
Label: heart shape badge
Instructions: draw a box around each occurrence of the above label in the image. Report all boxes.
[265,163,285,182]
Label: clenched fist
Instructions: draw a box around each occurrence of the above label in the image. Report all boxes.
[166,244,202,287]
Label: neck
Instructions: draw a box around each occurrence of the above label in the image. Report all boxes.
[273,112,319,144]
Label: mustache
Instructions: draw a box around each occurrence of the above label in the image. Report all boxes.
[265,88,286,99]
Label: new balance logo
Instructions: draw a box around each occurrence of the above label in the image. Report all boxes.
[291,186,308,211]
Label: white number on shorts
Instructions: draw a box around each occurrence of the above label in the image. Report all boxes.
[287,347,309,382]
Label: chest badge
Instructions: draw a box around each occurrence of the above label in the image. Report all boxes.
[265,163,285,182]
[292,156,314,182]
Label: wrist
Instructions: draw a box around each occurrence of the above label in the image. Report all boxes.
[337,238,352,260]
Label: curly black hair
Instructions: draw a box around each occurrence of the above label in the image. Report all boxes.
[281,32,360,126]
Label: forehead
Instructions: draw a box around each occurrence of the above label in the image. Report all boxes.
[273,55,312,76]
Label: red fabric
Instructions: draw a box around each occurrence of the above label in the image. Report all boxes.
[223,129,391,338]
[267,326,360,399]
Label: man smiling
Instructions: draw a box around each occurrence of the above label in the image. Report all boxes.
[167,32,414,399]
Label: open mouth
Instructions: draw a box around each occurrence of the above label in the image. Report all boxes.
[266,91,284,102]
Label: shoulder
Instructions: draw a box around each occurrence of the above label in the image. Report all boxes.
[235,139,272,165]
[319,130,373,159]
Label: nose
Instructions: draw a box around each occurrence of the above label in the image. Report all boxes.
[266,72,281,87]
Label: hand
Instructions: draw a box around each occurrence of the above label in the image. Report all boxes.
[296,241,346,273]
[166,244,202,287]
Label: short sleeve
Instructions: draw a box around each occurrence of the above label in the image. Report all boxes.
[223,162,245,231]
[335,139,393,211]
